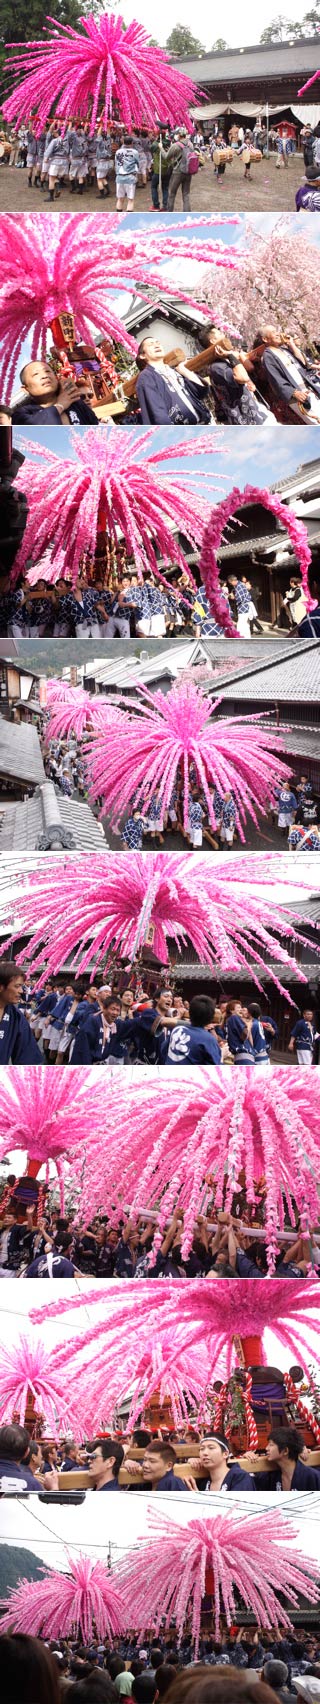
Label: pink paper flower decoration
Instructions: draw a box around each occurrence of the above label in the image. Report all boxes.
[69,1068,320,1273]
[12,428,220,588]
[3,12,202,133]
[298,71,320,94]
[26,547,68,587]
[0,1553,124,1641]
[28,1279,320,1432]
[1,851,317,995]
[119,1507,320,1656]
[200,484,313,633]
[0,1334,78,1433]
[0,212,238,403]
[45,679,120,740]
[0,1066,107,1210]
[85,678,291,835]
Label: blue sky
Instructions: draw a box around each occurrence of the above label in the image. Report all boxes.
[123,211,320,246]
[14,422,320,495]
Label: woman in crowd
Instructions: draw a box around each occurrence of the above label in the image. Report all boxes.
[0,1634,61,1704]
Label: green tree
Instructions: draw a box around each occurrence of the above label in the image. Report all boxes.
[301,3,320,30]
[260,15,294,40]
[211,38,229,49]
[0,0,81,45]
[165,24,205,55]
[0,1544,53,1595]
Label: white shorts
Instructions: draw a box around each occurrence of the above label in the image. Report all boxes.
[136,614,166,637]
[151,613,166,635]
[8,621,27,637]
[220,825,234,844]
[75,620,100,637]
[56,1027,72,1055]
[237,613,251,638]
[189,827,203,847]
[116,175,137,199]
[278,812,293,828]
[69,162,88,181]
[136,619,152,635]
[96,160,112,180]
[48,161,67,179]
[296,1048,313,1066]
[35,1016,50,1040]
[48,1024,63,1050]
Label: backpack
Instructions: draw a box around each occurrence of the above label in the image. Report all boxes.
[181,145,199,175]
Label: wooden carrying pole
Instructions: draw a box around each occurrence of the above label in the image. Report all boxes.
[122,343,218,399]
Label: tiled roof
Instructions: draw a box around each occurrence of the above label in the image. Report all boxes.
[0,783,106,853]
[218,528,320,560]
[0,718,45,786]
[176,36,320,81]
[214,641,320,703]
[277,725,320,760]
[88,637,291,692]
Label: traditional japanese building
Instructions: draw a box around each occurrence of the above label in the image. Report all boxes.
[123,291,210,362]
[169,36,320,134]
[217,458,320,625]
[0,655,41,721]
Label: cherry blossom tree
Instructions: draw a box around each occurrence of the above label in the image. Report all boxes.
[198,219,320,346]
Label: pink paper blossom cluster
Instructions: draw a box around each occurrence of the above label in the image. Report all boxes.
[0,1553,124,1641]
[45,679,120,740]
[1,852,318,995]
[119,1508,320,1656]
[3,12,202,133]
[1,1515,319,1656]
[0,1065,107,1210]
[0,212,238,403]
[0,1064,105,1164]
[83,677,291,835]
[12,428,220,587]
[23,1278,320,1434]
[298,71,320,93]
[68,1068,320,1273]
[200,484,313,632]
[0,1334,78,1432]
[26,548,68,587]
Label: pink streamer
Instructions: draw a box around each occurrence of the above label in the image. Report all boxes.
[200,484,313,633]
[3,12,204,133]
